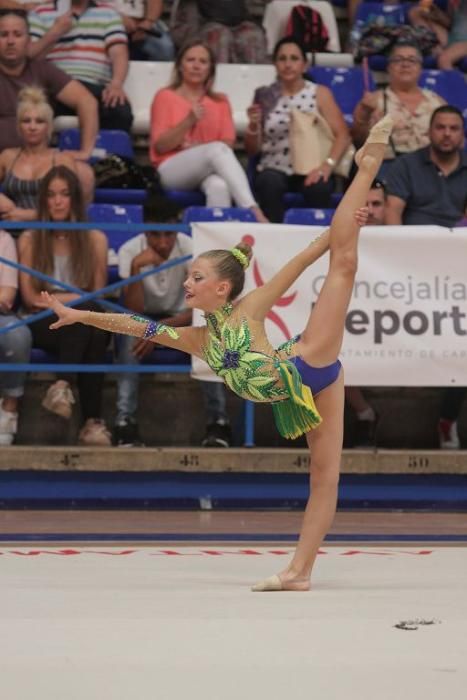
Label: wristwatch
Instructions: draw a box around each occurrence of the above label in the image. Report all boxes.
[325,157,336,168]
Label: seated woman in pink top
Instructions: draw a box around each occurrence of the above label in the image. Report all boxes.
[150,40,267,222]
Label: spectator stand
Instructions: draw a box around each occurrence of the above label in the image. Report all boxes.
[0,219,256,447]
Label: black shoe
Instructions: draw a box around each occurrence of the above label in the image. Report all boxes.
[353,414,378,448]
[202,421,232,448]
[113,417,144,447]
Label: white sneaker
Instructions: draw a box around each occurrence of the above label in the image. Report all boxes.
[438,419,460,450]
[0,400,18,446]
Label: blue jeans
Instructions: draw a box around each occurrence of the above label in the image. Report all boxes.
[0,315,32,397]
[115,333,228,424]
[130,20,175,61]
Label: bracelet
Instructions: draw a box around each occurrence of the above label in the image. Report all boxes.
[325,157,336,169]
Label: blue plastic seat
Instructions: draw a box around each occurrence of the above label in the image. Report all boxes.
[162,189,205,208]
[284,208,334,226]
[419,69,467,112]
[307,66,376,125]
[59,128,134,159]
[182,206,256,224]
[87,203,144,282]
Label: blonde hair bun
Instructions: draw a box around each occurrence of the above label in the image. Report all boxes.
[232,240,253,266]
[17,86,54,140]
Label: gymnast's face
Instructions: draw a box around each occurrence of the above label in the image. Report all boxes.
[184,256,230,312]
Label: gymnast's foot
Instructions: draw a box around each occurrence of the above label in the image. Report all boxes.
[251,569,311,592]
[355,114,394,168]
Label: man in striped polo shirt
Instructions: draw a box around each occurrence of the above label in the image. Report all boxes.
[29,0,133,132]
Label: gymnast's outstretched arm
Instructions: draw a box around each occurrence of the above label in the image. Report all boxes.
[41,291,206,357]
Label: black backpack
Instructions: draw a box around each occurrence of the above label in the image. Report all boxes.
[285,5,329,53]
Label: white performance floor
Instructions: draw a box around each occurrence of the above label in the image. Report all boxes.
[1,546,466,700]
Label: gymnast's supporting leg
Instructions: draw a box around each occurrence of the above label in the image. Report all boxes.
[252,115,393,592]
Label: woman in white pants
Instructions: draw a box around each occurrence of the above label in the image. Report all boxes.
[149,39,268,222]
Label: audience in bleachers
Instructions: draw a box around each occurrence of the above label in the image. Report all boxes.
[111,0,175,61]
[114,195,232,448]
[245,37,350,223]
[18,165,112,446]
[0,228,32,446]
[0,86,93,228]
[0,9,98,160]
[196,0,268,64]
[385,105,467,449]
[150,40,268,222]
[351,42,445,162]
[28,0,134,132]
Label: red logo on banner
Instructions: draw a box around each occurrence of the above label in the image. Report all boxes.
[242,234,297,341]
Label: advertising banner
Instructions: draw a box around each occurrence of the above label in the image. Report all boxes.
[191,222,467,386]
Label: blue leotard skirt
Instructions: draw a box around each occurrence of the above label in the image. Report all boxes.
[289,355,342,396]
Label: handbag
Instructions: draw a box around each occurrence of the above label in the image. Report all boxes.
[289,108,355,178]
[92,155,161,193]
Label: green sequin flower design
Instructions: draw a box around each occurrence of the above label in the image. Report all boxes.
[204,315,284,402]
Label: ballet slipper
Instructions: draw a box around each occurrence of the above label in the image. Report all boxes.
[355,114,394,166]
[251,574,311,592]
[251,574,283,592]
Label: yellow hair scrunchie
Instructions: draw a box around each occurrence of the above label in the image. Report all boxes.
[230,247,249,269]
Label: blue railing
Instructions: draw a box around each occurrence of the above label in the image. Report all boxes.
[0,220,256,446]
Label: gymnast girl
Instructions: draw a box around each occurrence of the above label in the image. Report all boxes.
[42,115,393,591]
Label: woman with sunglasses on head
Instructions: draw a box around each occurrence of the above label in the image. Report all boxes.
[42,115,393,591]
[149,39,268,223]
[18,165,111,446]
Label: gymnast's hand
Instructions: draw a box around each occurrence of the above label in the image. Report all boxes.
[41,291,85,329]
